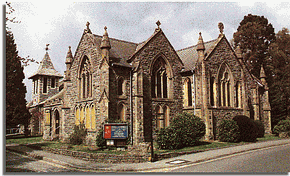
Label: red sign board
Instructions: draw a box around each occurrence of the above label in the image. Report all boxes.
[104,125,111,139]
[103,123,128,139]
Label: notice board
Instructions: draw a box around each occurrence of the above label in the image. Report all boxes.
[104,123,128,139]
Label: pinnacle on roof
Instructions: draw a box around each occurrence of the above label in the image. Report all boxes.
[235,45,243,59]
[197,32,205,51]
[155,20,161,32]
[260,64,266,79]
[100,26,111,49]
[65,46,73,64]
[218,22,224,34]
[28,44,63,79]
[84,21,92,34]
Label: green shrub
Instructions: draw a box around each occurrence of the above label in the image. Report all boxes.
[157,127,181,149]
[157,112,205,149]
[233,115,258,142]
[96,128,106,148]
[218,119,240,143]
[254,120,265,138]
[69,123,87,145]
[273,119,290,135]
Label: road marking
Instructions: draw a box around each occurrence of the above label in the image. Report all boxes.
[166,159,190,165]
[147,143,290,172]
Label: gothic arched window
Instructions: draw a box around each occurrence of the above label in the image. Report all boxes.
[218,63,234,107]
[151,57,170,99]
[118,77,124,96]
[75,107,80,125]
[91,104,96,130]
[183,78,193,107]
[155,105,164,129]
[85,105,91,129]
[79,56,92,99]
[164,106,170,127]
[235,81,241,108]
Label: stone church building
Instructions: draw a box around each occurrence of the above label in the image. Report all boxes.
[27,21,271,145]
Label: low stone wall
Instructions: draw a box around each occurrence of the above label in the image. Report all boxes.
[43,147,149,163]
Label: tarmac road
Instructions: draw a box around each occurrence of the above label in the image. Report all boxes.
[169,143,290,173]
[5,150,86,173]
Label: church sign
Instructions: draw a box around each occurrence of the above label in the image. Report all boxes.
[104,123,128,139]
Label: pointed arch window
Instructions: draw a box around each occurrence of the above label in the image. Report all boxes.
[235,81,241,108]
[43,77,47,93]
[51,77,55,88]
[156,105,171,129]
[75,107,80,125]
[118,77,124,96]
[151,57,170,99]
[85,105,91,129]
[79,56,92,99]
[183,78,193,107]
[156,105,164,129]
[164,106,170,127]
[91,104,96,130]
[218,64,233,107]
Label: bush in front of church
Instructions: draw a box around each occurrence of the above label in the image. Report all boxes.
[96,128,106,149]
[69,123,87,145]
[157,112,205,149]
[233,115,258,142]
[254,120,265,138]
[157,126,181,149]
[218,119,240,143]
[273,119,290,137]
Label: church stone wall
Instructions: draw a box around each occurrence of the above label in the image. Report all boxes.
[130,31,184,142]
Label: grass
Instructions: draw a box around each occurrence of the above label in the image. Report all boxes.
[6,134,282,156]
[155,134,281,154]
[6,136,43,145]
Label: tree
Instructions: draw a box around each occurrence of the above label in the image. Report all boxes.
[6,2,31,135]
[233,14,275,77]
[268,28,290,126]
[6,30,31,132]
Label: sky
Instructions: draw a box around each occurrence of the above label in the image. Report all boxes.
[4,1,290,102]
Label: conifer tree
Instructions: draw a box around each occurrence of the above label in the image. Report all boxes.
[6,2,31,135]
[233,14,275,78]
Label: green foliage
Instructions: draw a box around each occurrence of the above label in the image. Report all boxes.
[157,112,205,149]
[254,120,265,138]
[6,30,31,131]
[96,128,106,148]
[218,119,240,143]
[69,123,87,145]
[157,127,181,149]
[268,28,290,127]
[273,119,290,134]
[233,115,258,142]
[234,14,275,78]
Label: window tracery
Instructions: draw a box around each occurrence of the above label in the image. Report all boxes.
[183,78,193,107]
[79,56,92,99]
[151,57,169,98]
[217,64,233,107]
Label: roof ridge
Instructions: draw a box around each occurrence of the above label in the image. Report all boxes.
[94,34,138,45]
[177,39,217,52]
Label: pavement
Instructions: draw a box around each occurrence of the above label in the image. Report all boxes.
[6,138,290,173]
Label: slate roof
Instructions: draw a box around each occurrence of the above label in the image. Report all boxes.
[28,52,63,79]
[94,35,138,67]
[176,39,218,72]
